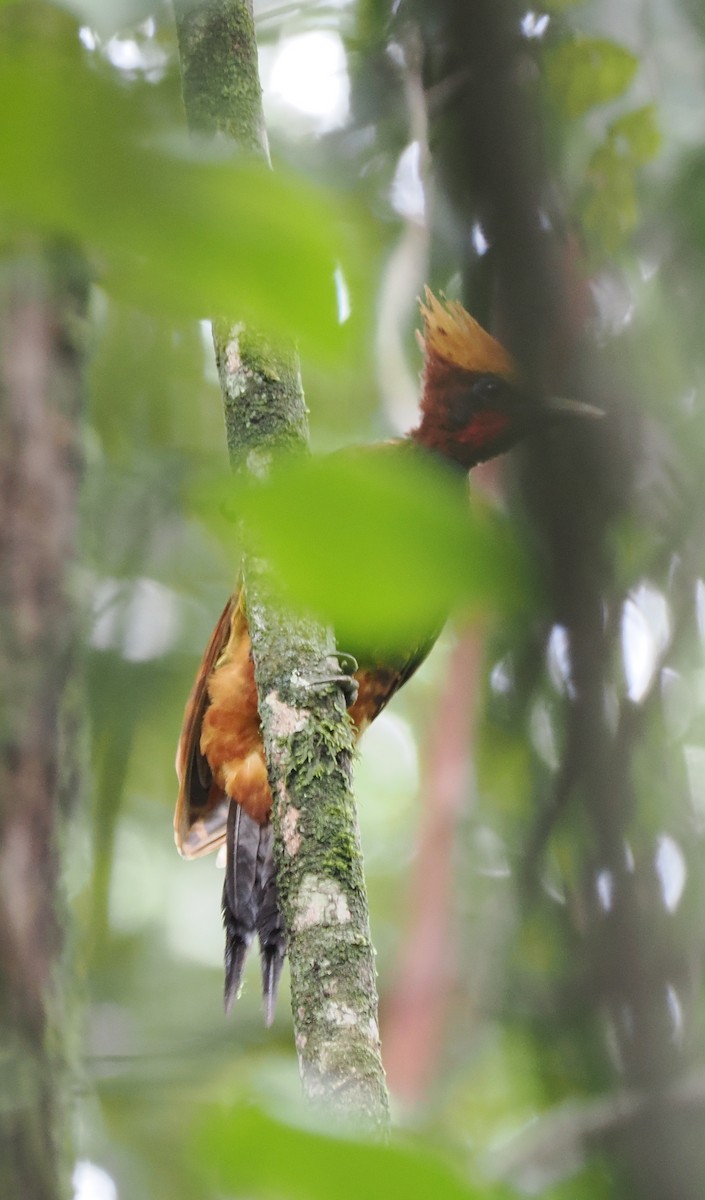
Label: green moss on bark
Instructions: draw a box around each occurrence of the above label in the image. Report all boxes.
[244,574,389,1127]
[211,321,307,466]
[173,0,267,156]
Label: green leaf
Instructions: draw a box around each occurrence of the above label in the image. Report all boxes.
[194,1104,507,1200]
[582,144,637,251]
[580,108,660,253]
[194,448,532,654]
[545,37,638,117]
[0,28,368,358]
[607,105,661,165]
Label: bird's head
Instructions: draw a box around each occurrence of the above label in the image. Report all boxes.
[412,289,601,469]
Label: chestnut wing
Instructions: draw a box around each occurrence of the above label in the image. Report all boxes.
[174,594,235,858]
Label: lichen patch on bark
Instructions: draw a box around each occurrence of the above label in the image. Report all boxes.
[225,327,243,375]
[324,1001,358,1028]
[246,447,272,478]
[282,805,301,856]
[264,690,309,736]
[293,875,352,931]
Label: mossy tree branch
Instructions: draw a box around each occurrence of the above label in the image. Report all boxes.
[173,0,390,1128]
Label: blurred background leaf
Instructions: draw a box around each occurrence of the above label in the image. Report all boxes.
[545,37,638,117]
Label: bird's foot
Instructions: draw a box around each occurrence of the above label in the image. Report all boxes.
[294,651,359,707]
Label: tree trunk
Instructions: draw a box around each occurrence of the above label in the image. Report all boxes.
[0,244,87,1199]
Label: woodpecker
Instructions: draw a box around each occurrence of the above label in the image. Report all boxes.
[175,290,600,1022]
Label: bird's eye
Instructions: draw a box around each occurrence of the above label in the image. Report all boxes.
[476,376,502,400]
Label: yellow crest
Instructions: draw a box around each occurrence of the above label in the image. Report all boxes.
[417,287,516,380]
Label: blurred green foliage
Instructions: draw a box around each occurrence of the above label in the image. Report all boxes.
[0,6,371,358]
[195,1105,510,1200]
[196,450,532,650]
[5,0,705,1197]
[582,104,661,250]
[545,37,638,118]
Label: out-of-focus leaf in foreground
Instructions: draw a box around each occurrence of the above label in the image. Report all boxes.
[194,1104,509,1200]
[195,448,533,652]
[0,18,367,358]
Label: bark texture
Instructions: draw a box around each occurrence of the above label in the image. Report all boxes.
[173,1,390,1128]
[173,0,268,156]
[0,246,87,1199]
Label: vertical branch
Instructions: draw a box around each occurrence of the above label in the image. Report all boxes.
[0,246,87,1199]
[173,1,390,1127]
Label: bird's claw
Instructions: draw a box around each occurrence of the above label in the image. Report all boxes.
[295,650,359,708]
[328,649,358,677]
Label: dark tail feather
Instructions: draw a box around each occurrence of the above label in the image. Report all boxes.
[222,802,286,1022]
[222,802,258,1013]
[255,823,287,1026]
[223,936,250,1016]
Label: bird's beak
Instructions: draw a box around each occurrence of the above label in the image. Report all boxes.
[541,396,604,420]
